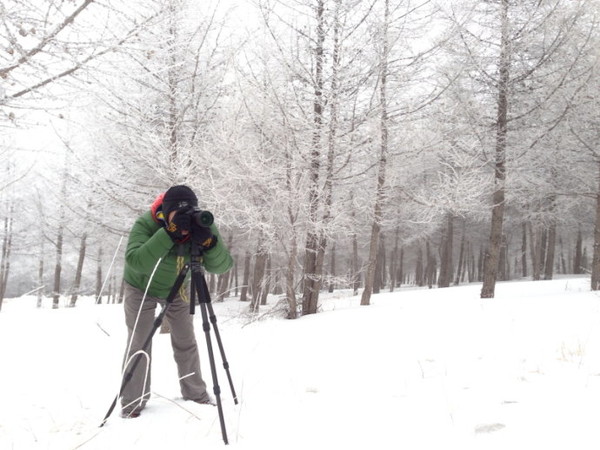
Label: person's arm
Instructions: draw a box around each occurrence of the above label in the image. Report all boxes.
[201,224,233,274]
[125,214,173,274]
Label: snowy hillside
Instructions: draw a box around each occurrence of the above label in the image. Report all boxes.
[1,277,600,449]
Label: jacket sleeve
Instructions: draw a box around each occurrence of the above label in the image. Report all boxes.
[125,215,173,274]
[202,224,233,274]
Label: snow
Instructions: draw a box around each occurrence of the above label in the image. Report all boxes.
[2,276,600,449]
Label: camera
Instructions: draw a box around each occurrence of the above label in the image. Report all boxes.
[182,207,214,227]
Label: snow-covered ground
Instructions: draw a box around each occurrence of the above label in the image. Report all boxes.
[2,276,600,449]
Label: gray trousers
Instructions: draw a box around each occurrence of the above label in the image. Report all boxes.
[121,282,208,413]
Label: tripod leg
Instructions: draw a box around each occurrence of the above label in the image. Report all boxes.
[197,272,238,404]
[193,273,229,445]
[205,301,238,405]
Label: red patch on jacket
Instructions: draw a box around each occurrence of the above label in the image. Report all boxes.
[150,192,166,223]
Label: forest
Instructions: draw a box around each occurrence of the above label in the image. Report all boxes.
[1,0,599,317]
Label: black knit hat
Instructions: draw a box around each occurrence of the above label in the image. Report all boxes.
[162,185,198,217]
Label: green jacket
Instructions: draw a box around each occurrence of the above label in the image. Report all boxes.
[123,211,233,299]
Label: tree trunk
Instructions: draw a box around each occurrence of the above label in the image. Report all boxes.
[559,236,567,275]
[468,244,476,283]
[260,255,271,306]
[574,228,583,274]
[361,0,390,306]
[454,220,466,285]
[234,259,239,297]
[107,273,113,304]
[240,251,251,302]
[37,241,44,308]
[322,0,342,299]
[416,245,424,287]
[96,247,103,304]
[374,234,385,294]
[351,205,360,295]
[592,162,600,289]
[398,247,404,287]
[477,247,484,282]
[328,243,336,293]
[352,233,360,295]
[216,270,230,302]
[273,270,282,295]
[529,224,542,281]
[69,233,87,307]
[481,0,510,299]
[250,247,268,314]
[540,228,548,275]
[52,222,64,309]
[498,234,508,281]
[544,223,557,280]
[209,273,216,294]
[0,207,13,311]
[426,240,436,288]
[216,234,233,302]
[167,4,179,165]
[521,222,528,278]
[390,227,399,292]
[301,0,326,316]
[286,236,298,319]
[438,214,454,288]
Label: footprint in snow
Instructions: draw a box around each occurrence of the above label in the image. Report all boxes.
[475,423,506,434]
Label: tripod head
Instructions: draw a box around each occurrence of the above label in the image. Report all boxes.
[189,240,206,271]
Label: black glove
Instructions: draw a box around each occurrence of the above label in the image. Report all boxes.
[191,222,217,250]
[165,212,191,242]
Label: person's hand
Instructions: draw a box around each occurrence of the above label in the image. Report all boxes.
[191,222,217,250]
[165,212,191,242]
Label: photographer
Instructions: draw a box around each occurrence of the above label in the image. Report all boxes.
[120,185,233,418]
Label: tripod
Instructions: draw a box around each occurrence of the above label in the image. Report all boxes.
[188,242,238,444]
[100,242,237,445]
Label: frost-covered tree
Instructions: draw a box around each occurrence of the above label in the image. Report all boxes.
[439,0,595,298]
[567,54,600,290]
[0,0,161,112]
[359,0,444,305]
[246,0,382,315]
[80,0,235,220]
